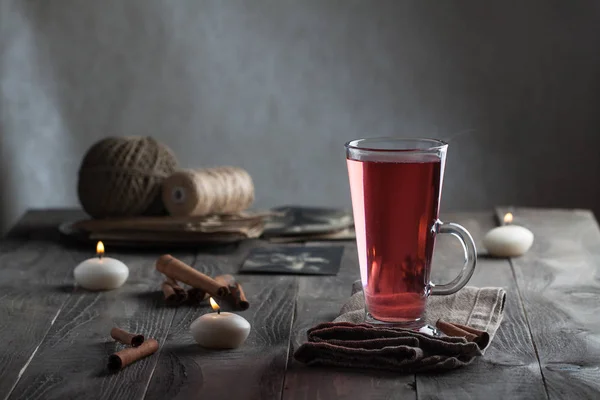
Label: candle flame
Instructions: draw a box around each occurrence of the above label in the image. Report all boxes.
[209,297,220,312]
[96,241,105,256]
[504,213,513,224]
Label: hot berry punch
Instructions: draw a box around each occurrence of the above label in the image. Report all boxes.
[345,138,477,325]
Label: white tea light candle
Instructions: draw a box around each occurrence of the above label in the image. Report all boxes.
[190,298,251,349]
[483,213,534,257]
[74,241,129,290]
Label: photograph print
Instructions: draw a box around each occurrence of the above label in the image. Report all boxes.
[240,245,344,275]
[263,206,353,237]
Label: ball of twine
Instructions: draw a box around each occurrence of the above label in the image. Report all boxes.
[162,167,255,217]
[78,137,178,218]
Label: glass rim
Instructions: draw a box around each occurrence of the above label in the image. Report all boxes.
[345,137,448,152]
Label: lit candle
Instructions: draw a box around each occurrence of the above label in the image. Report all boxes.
[190,298,251,349]
[73,241,129,290]
[483,213,534,257]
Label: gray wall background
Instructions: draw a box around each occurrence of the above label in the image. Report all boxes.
[2,0,600,232]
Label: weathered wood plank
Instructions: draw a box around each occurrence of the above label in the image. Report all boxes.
[144,248,298,400]
[7,208,592,399]
[416,212,547,400]
[4,239,194,399]
[0,210,89,399]
[283,242,417,400]
[496,207,600,399]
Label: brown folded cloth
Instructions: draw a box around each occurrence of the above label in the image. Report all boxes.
[294,282,506,373]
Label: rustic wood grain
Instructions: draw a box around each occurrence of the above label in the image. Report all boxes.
[416,212,547,400]
[496,207,600,399]
[283,242,417,400]
[3,212,195,400]
[4,208,598,399]
[0,210,89,399]
[144,254,298,400]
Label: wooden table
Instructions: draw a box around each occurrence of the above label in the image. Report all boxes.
[0,208,598,400]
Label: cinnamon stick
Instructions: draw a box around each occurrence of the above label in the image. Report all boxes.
[450,321,490,348]
[183,274,249,310]
[165,276,178,286]
[187,287,208,304]
[155,255,229,298]
[110,327,144,347]
[436,320,490,349]
[214,274,236,286]
[108,338,159,370]
[161,281,188,306]
[215,274,250,311]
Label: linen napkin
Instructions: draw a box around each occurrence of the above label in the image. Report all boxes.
[294,282,506,373]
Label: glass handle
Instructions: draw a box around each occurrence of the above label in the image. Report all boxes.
[430,220,477,295]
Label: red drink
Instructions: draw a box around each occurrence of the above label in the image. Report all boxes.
[347,156,442,323]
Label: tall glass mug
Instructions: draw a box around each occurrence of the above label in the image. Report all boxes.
[345,138,477,326]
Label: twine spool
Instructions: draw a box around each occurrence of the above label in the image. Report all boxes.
[78,137,178,218]
[162,167,254,217]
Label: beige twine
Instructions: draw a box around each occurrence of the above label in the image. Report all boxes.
[78,137,178,218]
[162,167,255,217]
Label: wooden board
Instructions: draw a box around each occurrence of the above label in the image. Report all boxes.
[5,249,195,400]
[416,212,547,400]
[144,252,298,400]
[283,242,417,400]
[4,208,598,399]
[496,207,600,399]
[0,210,89,399]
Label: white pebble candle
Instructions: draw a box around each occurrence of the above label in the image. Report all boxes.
[190,298,251,349]
[483,213,534,257]
[74,241,129,290]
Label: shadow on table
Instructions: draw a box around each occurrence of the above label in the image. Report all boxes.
[92,341,119,377]
[165,343,253,360]
[128,290,213,312]
[286,361,418,386]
